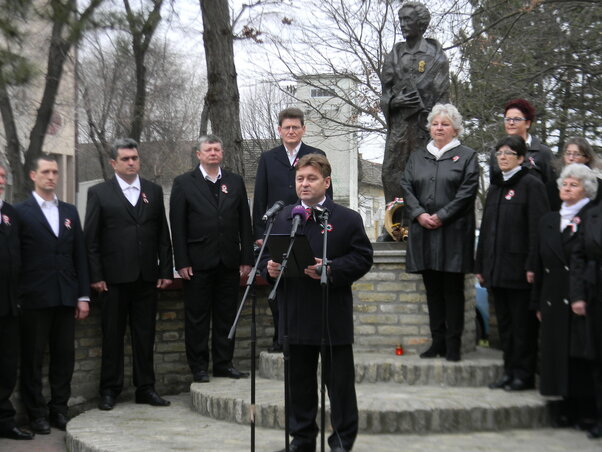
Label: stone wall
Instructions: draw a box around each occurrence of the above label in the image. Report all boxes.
[12,245,479,422]
[352,243,477,355]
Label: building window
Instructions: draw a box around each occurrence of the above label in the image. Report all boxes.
[310,88,335,98]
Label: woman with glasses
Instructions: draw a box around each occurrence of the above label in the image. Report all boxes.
[401,103,479,362]
[533,164,598,429]
[476,135,549,390]
[552,138,602,206]
[490,99,557,207]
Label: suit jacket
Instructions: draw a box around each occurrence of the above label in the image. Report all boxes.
[84,177,173,284]
[259,198,373,345]
[16,196,89,309]
[0,202,20,316]
[170,167,253,271]
[252,142,333,240]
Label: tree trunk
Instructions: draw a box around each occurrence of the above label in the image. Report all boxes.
[199,0,244,176]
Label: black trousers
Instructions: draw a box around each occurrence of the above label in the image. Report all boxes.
[421,270,465,353]
[491,287,537,380]
[99,279,157,396]
[183,264,238,373]
[289,344,358,451]
[0,314,18,428]
[20,306,75,419]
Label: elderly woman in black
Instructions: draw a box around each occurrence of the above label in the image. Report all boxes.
[533,164,598,428]
[571,187,602,439]
[401,103,479,362]
[476,135,549,390]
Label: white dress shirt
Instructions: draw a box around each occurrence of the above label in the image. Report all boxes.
[199,165,222,183]
[116,174,141,206]
[285,142,302,166]
[33,191,60,236]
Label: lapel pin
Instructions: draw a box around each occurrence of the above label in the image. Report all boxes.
[142,192,149,204]
[504,189,515,200]
[221,184,228,194]
[452,155,460,162]
[64,218,72,229]
[2,214,10,226]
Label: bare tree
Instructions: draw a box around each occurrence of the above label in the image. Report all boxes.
[0,0,105,201]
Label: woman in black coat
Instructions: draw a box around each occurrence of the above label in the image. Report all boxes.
[571,197,602,439]
[401,103,479,362]
[475,135,549,391]
[533,163,598,427]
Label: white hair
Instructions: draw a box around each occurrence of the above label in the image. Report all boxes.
[558,163,599,199]
[427,103,464,136]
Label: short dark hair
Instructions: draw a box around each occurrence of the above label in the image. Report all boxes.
[111,138,139,160]
[495,135,527,157]
[32,154,58,171]
[399,2,431,34]
[278,107,305,127]
[197,134,223,151]
[504,98,536,123]
[296,153,331,178]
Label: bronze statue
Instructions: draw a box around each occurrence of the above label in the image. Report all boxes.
[380,2,449,205]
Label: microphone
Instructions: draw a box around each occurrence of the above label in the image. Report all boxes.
[312,205,329,222]
[290,205,309,238]
[262,200,285,221]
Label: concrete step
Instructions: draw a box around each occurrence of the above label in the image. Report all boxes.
[259,347,505,387]
[65,394,599,452]
[190,377,552,434]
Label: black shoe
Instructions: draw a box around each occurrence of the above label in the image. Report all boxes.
[98,393,116,411]
[587,422,602,439]
[213,367,249,379]
[135,390,171,407]
[488,374,512,389]
[0,426,34,440]
[275,442,316,452]
[49,412,69,431]
[268,342,283,353]
[193,370,210,383]
[504,377,535,391]
[30,417,50,434]
[419,344,446,358]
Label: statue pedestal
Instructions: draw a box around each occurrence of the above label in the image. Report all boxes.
[352,242,476,355]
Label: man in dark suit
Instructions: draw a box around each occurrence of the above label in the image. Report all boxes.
[253,107,333,352]
[16,156,90,434]
[84,138,173,411]
[0,164,33,441]
[262,154,373,452]
[170,135,253,383]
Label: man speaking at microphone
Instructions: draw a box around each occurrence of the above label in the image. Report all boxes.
[261,154,373,452]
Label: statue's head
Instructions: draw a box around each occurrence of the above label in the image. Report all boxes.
[398,2,431,38]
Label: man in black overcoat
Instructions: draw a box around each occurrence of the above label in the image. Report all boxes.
[170,135,253,383]
[16,156,90,434]
[0,164,33,440]
[84,139,173,411]
[262,154,373,452]
[253,107,332,352]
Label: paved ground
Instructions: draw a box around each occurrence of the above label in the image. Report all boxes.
[59,394,601,452]
[0,427,65,452]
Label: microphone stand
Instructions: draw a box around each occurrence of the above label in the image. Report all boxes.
[318,209,330,452]
[268,232,299,452]
[228,218,276,452]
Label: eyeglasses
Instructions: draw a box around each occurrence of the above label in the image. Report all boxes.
[565,152,585,158]
[495,150,518,157]
[503,117,527,123]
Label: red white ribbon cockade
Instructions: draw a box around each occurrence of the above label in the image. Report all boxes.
[64,218,72,229]
[2,214,10,226]
[452,155,460,162]
[221,184,228,194]
[142,192,149,204]
[504,189,515,200]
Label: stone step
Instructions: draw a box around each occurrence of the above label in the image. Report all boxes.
[65,394,599,452]
[190,377,552,434]
[259,347,504,387]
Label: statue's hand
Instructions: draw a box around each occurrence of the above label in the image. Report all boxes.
[390,90,421,109]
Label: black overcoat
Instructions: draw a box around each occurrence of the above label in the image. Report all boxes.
[475,168,549,289]
[252,143,332,240]
[16,196,89,309]
[0,202,20,316]
[532,208,593,396]
[84,177,173,284]
[259,198,373,345]
[570,202,602,361]
[400,144,479,273]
